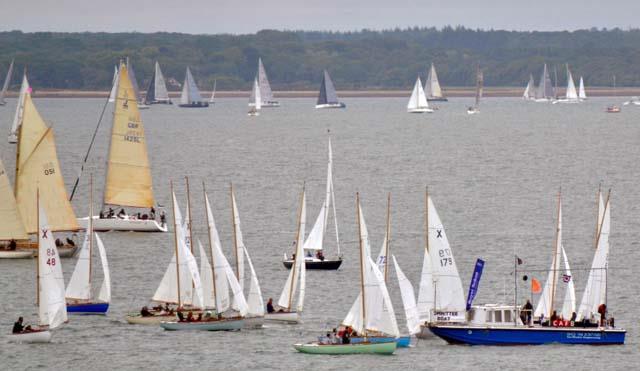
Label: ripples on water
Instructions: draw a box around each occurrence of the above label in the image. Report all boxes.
[0,97,638,370]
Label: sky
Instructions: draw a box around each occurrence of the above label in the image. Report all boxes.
[2,0,639,34]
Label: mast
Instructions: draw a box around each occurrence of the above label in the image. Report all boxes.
[594,184,601,250]
[170,181,182,307]
[185,177,194,254]
[549,189,561,316]
[425,187,429,253]
[384,192,391,283]
[356,192,367,338]
[287,183,305,311]
[230,183,240,281]
[203,183,218,309]
[36,188,40,306]
[88,173,94,288]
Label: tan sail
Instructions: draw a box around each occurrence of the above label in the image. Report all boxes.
[104,61,154,208]
[0,157,28,240]
[15,93,79,233]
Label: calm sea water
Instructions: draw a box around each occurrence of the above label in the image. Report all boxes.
[0,96,638,370]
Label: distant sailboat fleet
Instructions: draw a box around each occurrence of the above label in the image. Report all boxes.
[524,63,588,103]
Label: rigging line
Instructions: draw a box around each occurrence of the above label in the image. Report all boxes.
[69,94,111,201]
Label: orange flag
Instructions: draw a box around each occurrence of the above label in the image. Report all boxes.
[531,278,542,294]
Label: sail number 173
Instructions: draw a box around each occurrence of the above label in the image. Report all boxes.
[439,248,453,267]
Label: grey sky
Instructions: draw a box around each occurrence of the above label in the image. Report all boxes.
[2,0,639,34]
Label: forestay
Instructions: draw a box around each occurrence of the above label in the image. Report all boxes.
[38,206,68,329]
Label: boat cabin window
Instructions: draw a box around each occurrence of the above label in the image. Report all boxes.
[504,310,511,323]
[494,310,502,323]
[485,311,491,322]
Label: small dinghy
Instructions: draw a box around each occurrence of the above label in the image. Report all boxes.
[467,66,483,114]
[406,77,433,113]
[424,63,448,102]
[251,58,279,107]
[293,341,396,355]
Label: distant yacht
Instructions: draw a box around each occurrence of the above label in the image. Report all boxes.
[553,64,580,104]
[406,77,433,113]
[316,70,345,109]
[424,63,447,102]
[578,77,587,100]
[8,70,28,144]
[534,64,554,102]
[0,59,14,106]
[144,61,172,105]
[248,78,261,116]
[209,79,216,104]
[250,58,279,107]
[606,75,620,113]
[179,67,209,108]
[523,74,535,100]
[126,58,149,109]
[467,66,483,114]
[108,65,118,103]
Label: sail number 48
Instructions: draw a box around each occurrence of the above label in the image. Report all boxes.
[46,248,56,266]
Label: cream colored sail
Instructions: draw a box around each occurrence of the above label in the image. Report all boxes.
[104,62,154,208]
[0,157,28,240]
[15,93,78,233]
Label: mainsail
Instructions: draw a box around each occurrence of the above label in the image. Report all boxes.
[474,67,484,108]
[180,67,205,105]
[0,59,14,105]
[560,245,576,319]
[578,77,587,100]
[317,70,340,105]
[230,186,245,292]
[0,157,28,240]
[534,193,563,319]
[249,77,262,110]
[9,73,30,143]
[565,65,578,101]
[243,245,264,316]
[15,92,79,233]
[407,77,429,111]
[257,58,275,104]
[277,187,306,312]
[523,74,535,99]
[104,61,155,208]
[424,63,445,99]
[535,64,554,100]
[144,61,171,104]
[38,205,68,329]
[392,255,421,335]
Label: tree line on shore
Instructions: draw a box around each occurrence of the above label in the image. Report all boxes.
[2,27,640,91]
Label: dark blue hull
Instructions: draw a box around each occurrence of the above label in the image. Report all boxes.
[429,325,625,345]
[66,302,109,314]
[351,335,411,348]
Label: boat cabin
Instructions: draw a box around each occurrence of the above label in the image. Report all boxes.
[468,304,524,327]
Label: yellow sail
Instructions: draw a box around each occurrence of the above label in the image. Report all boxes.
[104,62,154,208]
[15,93,79,233]
[0,157,28,240]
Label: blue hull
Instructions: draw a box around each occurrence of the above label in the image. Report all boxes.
[430,325,625,345]
[66,302,109,314]
[351,335,411,348]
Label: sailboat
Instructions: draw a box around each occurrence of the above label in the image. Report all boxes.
[294,193,396,355]
[125,185,203,324]
[65,176,111,314]
[144,61,172,105]
[179,67,209,108]
[283,135,342,270]
[0,58,14,106]
[415,188,466,339]
[248,78,261,116]
[0,156,32,259]
[10,199,68,343]
[424,63,448,102]
[209,79,216,104]
[250,58,279,107]
[606,75,621,113]
[523,74,535,100]
[467,66,483,114]
[578,77,587,101]
[108,65,118,103]
[427,190,626,345]
[406,77,433,113]
[14,83,80,257]
[534,64,554,102]
[8,71,30,143]
[266,185,306,323]
[315,70,346,109]
[77,60,166,233]
[553,65,580,104]
[126,58,149,109]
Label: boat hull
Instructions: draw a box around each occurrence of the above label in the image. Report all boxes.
[77,216,168,232]
[160,318,244,331]
[147,100,172,105]
[315,103,346,109]
[408,108,434,113]
[351,335,411,348]
[293,341,396,355]
[125,313,176,325]
[178,102,209,108]
[427,97,448,102]
[264,311,300,323]
[66,302,109,314]
[283,258,342,270]
[416,325,436,339]
[249,101,280,107]
[243,316,264,329]
[9,330,52,343]
[0,250,34,259]
[429,325,626,345]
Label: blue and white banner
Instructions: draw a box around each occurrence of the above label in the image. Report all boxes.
[466,259,485,311]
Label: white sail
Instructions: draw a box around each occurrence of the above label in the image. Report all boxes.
[425,63,444,99]
[218,245,249,317]
[95,233,111,303]
[577,194,610,321]
[209,79,216,103]
[249,77,262,109]
[180,67,204,105]
[38,205,68,329]
[153,61,171,102]
[231,189,245,291]
[257,58,274,103]
[0,157,28,240]
[428,196,465,313]
[566,67,578,101]
[416,244,434,323]
[535,197,563,319]
[108,65,118,103]
[303,138,334,252]
[278,189,306,311]
[392,255,421,335]
[243,245,264,316]
[560,245,576,320]
[523,74,534,99]
[65,232,92,300]
[9,73,29,142]
[578,77,587,100]
[204,194,230,312]
[407,77,429,110]
[0,59,14,104]
[198,240,215,309]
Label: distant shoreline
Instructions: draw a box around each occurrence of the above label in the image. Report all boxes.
[4,87,639,98]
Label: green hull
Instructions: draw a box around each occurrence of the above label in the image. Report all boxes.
[293,341,396,355]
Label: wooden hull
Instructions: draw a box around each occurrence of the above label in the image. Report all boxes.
[0,250,34,259]
[264,311,300,323]
[283,258,342,270]
[9,330,52,343]
[78,216,168,232]
[66,301,109,314]
[160,318,244,331]
[293,341,396,355]
[125,313,176,325]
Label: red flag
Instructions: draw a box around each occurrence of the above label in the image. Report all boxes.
[531,278,542,294]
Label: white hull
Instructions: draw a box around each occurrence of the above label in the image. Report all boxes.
[552,99,579,104]
[0,250,34,259]
[244,316,265,329]
[249,101,280,107]
[264,311,300,323]
[8,134,17,143]
[408,108,434,113]
[466,109,479,115]
[138,104,150,110]
[77,216,168,232]
[9,330,52,343]
[315,103,345,109]
[534,98,552,103]
[248,111,260,116]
